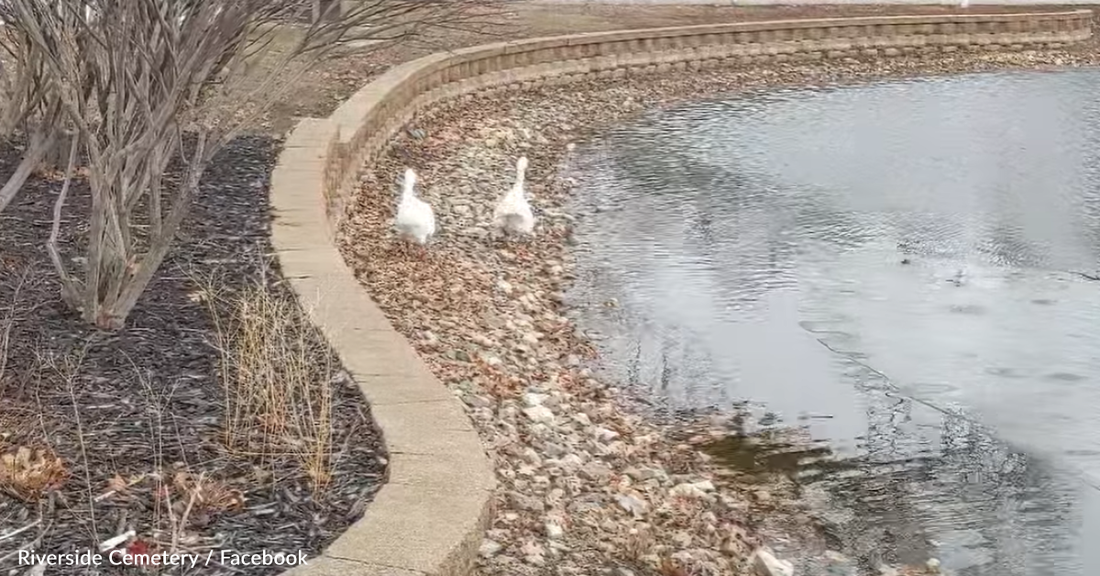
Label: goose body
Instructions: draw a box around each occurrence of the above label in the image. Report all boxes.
[493,157,536,236]
[394,168,436,246]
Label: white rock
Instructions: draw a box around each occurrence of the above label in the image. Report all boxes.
[558,453,584,470]
[523,405,556,424]
[478,539,503,558]
[749,547,794,576]
[524,392,548,407]
[497,279,514,294]
[693,480,716,492]
[545,522,564,539]
[572,413,592,426]
[615,493,648,516]
[521,541,546,566]
[593,426,620,442]
[670,482,713,499]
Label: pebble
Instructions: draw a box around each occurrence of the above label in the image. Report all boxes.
[478,539,503,558]
[523,405,555,424]
[545,522,564,539]
[615,493,647,516]
[749,547,795,576]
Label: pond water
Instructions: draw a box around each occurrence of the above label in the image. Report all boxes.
[565,68,1100,575]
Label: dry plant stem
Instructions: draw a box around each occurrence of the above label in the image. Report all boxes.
[0,516,41,542]
[0,520,49,566]
[61,354,97,542]
[93,474,147,503]
[0,109,60,213]
[171,473,201,554]
[46,131,82,307]
[0,267,29,386]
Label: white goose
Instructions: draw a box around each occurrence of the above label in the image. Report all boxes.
[394,168,436,256]
[492,156,536,237]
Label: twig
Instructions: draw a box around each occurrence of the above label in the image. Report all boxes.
[93,473,148,503]
[63,353,97,541]
[0,516,41,542]
[0,266,29,386]
[0,521,50,566]
[98,529,136,552]
[171,475,201,554]
[45,130,82,307]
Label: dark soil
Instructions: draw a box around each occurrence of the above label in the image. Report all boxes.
[0,136,386,575]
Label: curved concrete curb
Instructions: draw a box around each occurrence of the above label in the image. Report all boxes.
[269,9,1091,576]
[271,118,496,576]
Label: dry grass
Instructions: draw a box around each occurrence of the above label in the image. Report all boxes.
[202,273,336,493]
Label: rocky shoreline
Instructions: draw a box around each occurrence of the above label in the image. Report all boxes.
[337,48,1099,576]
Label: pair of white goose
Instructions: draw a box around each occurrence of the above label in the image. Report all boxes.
[394,157,534,254]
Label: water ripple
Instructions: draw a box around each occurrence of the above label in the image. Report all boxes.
[566,68,1100,575]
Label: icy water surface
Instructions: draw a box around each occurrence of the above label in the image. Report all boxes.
[566,68,1100,575]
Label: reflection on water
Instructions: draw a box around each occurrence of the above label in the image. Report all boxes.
[566,69,1100,575]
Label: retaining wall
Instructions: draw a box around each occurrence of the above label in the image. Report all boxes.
[269,9,1092,576]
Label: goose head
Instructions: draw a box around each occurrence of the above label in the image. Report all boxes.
[513,156,529,194]
[402,168,417,200]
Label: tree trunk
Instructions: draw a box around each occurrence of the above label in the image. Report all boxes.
[313,0,341,23]
[40,134,72,173]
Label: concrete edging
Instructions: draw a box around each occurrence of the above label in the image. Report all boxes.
[272,117,495,576]
[268,8,1092,576]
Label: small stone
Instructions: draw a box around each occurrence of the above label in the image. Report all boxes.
[497,279,514,294]
[478,539,503,558]
[545,522,564,539]
[615,493,647,517]
[593,426,620,442]
[464,394,492,409]
[580,461,613,481]
[558,453,584,470]
[522,447,542,466]
[749,548,794,576]
[524,392,548,407]
[509,491,545,512]
[521,541,545,565]
[670,482,712,499]
[523,405,556,424]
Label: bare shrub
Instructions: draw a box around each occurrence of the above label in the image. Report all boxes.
[0,0,504,329]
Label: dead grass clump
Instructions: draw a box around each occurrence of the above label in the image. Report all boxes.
[149,469,245,543]
[0,445,67,502]
[204,274,336,492]
[169,471,245,518]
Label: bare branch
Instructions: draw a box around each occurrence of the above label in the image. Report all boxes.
[0,0,508,328]
[46,130,83,307]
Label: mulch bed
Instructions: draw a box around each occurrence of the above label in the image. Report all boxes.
[0,136,386,575]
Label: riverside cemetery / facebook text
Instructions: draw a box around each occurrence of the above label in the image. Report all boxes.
[18,549,309,568]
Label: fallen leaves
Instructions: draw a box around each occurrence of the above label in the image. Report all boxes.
[0,445,68,502]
